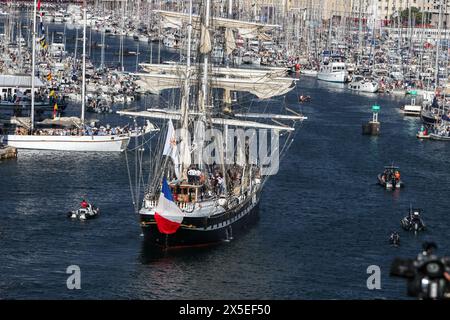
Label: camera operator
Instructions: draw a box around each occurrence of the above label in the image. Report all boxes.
[390,242,450,300]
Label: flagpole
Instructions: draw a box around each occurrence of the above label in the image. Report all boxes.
[81,0,86,125]
[31,0,37,132]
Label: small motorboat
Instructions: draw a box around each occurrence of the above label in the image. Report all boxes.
[429,122,450,141]
[68,203,100,220]
[416,125,430,139]
[389,232,400,246]
[377,165,403,189]
[401,208,425,232]
[299,95,311,103]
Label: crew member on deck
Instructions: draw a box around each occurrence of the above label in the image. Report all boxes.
[187,168,196,184]
[81,199,88,209]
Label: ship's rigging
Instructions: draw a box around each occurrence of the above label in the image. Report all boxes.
[122,0,306,248]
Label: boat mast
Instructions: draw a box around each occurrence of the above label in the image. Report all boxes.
[185,0,192,102]
[74,27,78,68]
[435,0,443,89]
[30,0,37,131]
[193,0,211,171]
[358,0,362,65]
[100,29,105,69]
[201,0,211,112]
[327,11,332,52]
[81,0,87,125]
[179,0,193,175]
[419,1,425,82]
[18,22,21,72]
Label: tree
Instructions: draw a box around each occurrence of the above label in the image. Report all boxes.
[391,7,430,26]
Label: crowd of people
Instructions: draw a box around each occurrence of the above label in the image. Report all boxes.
[14,125,131,137]
[382,168,401,184]
[430,122,450,137]
[173,164,250,202]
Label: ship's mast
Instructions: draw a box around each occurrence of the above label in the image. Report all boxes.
[201,0,211,112]
[180,0,193,175]
[81,0,87,125]
[31,0,37,131]
[358,0,363,66]
[193,0,212,170]
[100,29,105,69]
[435,0,443,89]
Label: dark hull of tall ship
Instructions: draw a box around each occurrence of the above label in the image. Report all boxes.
[140,191,261,249]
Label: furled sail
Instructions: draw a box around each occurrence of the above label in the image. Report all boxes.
[213,76,295,100]
[135,73,295,99]
[155,10,279,39]
[134,73,185,94]
[199,24,212,54]
[139,63,288,78]
[225,28,236,55]
[117,110,295,132]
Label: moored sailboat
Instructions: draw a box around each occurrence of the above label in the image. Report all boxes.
[1,0,156,152]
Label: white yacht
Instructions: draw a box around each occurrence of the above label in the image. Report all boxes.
[4,130,136,152]
[318,56,349,83]
[348,76,379,93]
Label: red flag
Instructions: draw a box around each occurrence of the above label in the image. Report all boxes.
[37,0,41,11]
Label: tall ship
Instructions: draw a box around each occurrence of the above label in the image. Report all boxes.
[120,1,306,248]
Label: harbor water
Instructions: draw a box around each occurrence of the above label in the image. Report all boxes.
[1,74,450,299]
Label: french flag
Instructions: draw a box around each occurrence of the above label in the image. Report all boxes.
[154,178,184,234]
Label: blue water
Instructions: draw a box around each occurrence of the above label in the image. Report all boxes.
[2,76,449,299]
[1,23,450,299]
